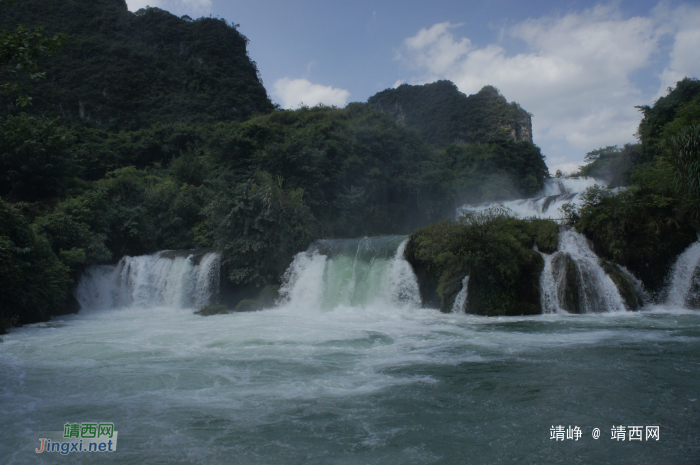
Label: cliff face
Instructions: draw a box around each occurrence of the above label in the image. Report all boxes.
[367,81,532,148]
[0,0,274,130]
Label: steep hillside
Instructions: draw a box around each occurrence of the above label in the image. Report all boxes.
[0,0,274,130]
[367,81,532,148]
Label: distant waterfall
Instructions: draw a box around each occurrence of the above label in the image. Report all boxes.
[75,250,221,310]
[457,177,606,220]
[278,236,421,310]
[540,229,626,313]
[665,241,700,308]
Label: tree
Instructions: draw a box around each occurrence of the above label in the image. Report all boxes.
[665,124,700,201]
[0,9,66,106]
[0,114,76,200]
[583,145,620,164]
[205,171,317,288]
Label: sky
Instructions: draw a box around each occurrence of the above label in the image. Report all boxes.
[125,0,700,174]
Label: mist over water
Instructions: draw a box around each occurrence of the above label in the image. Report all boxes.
[457,177,607,219]
[1,223,700,463]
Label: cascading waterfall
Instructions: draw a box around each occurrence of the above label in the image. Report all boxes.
[278,236,421,310]
[75,250,221,310]
[540,228,626,313]
[665,240,700,308]
[451,276,469,313]
[457,177,606,219]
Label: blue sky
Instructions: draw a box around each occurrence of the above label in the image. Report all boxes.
[126,0,700,174]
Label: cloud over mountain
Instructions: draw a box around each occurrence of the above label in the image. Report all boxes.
[396,3,700,172]
[273,78,350,109]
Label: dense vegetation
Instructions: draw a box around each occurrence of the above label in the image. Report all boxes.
[406,207,558,315]
[577,144,641,187]
[368,81,532,148]
[0,0,274,130]
[569,78,700,295]
[369,81,547,202]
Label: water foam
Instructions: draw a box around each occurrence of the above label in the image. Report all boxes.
[75,250,221,310]
[665,241,700,308]
[451,276,469,313]
[457,177,607,220]
[540,229,626,313]
[279,237,421,310]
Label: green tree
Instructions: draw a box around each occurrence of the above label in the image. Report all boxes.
[206,171,317,288]
[583,145,620,164]
[0,114,76,200]
[0,199,72,332]
[665,124,700,201]
[0,11,66,106]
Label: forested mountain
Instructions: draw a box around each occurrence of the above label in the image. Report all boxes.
[368,81,532,148]
[0,0,274,130]
[0,0,551,330]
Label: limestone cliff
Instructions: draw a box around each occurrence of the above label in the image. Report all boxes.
[368,81,532,148]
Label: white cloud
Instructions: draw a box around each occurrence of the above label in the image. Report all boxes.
[273,78,350,109]
[654,4,700,97]
[396,3,700,170]
[126,0,212,15]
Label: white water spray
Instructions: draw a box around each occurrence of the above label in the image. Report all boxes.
[457,177,607,220]
[665,241,700,308]
[451,276,469,313]
[279,236,421,310]
[540,229,626,313]
[75,250,221,310]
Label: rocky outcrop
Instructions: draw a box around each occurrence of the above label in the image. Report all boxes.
[367,81,533,147]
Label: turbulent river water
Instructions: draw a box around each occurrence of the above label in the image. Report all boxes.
[1,180,699,464]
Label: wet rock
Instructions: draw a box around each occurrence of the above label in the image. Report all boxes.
[686,267,700,309]
[194,305,230,316]
[552,252,585,314]
[600,260,644,310]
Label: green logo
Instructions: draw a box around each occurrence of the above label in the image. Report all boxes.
[63,423,114,439]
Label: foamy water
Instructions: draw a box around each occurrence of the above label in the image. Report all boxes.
[1,303,698,463]
[457,177,607,220]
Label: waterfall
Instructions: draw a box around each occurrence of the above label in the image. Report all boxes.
[75,250,221,310]
[451,276,469,313]
[540,229,626,313]
[457,177,607,220]
[665,241,700,308]
[278,236,421,310]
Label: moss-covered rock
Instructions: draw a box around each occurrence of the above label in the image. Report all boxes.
[437,264,469,312]
[600,260,644,310]
[687,267,700,309]
[404,219,463,310]
[551,252,585,314]
[199,284,280,315]
[233,299,258,312]
[257,285,280,308]
[406,208,558,316]
[194,305,230,316]
[466,252,544,316]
